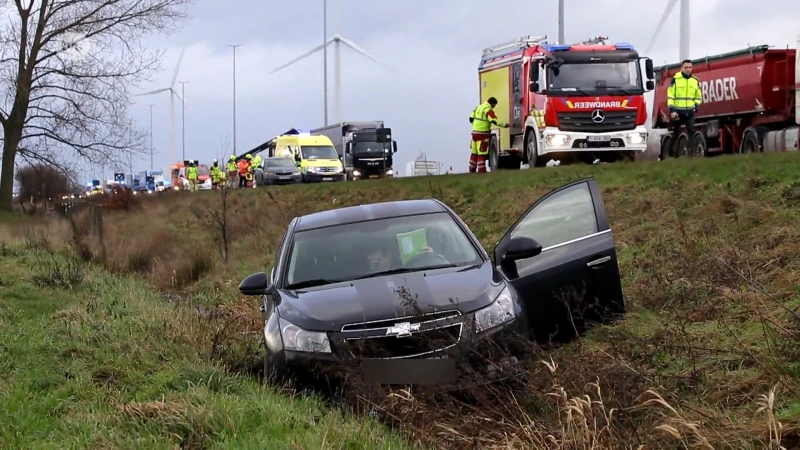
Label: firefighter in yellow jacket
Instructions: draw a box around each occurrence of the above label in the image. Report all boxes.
[469,97,507,173]
[226,155,237,188]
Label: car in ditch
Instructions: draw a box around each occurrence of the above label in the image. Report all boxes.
[238,177,625,385]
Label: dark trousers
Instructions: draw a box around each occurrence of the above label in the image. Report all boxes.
[239,174,246,188]
[670,112,696,157]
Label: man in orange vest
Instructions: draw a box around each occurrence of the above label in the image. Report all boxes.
[237,157,250,188]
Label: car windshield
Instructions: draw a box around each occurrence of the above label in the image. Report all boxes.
[547,60,643,94]
[285,212,482,287]
[352,141,390,155]
[301,145,339,160]
[265,158,294,168]
[197,167,209,175]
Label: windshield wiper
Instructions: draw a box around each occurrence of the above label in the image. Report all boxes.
[351,264,464,281]
[554,88,592,96]
[285,278,344,289]
[599,86,639,95]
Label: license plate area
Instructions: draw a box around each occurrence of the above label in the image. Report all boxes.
[587,135,611,142]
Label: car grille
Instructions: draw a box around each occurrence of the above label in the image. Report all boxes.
[340,310,461,332]
[317,167,337,173]
[344,323,463,359]
[557,110,637,132]
[274,171,294,176]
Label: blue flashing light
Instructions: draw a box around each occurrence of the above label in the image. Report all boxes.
[542,44,570,52]
[615,43,635,50]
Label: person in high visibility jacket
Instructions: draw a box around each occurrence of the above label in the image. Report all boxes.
[251,154,262,186]
[237,155,250,188]
[186,161,199,192]
[226,155,237,188]
[469,97,507,173]
[245,154,255,187]
[210,159,223,189]
[666,59,701,158]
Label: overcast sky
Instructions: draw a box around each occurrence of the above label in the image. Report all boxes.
[121,0,799,177]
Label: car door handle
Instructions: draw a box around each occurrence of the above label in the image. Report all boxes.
[587,256,611,268]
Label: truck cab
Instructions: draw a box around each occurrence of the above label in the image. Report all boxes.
[345,128,397,179]
[478,35,655,169]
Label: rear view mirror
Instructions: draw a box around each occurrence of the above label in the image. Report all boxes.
[646,80,655,91]
[294,153,300,162]
[529,82,539,93]
[503,236,543,263]
[345,143,352,155]
[644,58,654,79]
[529,63,539,82]
[392,142,398,153]
[239,272,270,296]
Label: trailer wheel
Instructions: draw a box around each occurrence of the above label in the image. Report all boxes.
[690,131,707,157]
[660,135,673,160]
[487,135,499,171]
[740,128,760,154]
[675,133,690,158]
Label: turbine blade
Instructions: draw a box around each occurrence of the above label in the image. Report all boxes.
[170,88,183,102]
[135,88,170,96]
[171,48,185,87]
[269,41,332,74]
[338,36,398,74]
[645,0,680,54]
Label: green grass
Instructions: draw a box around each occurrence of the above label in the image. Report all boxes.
[0,246,417,449]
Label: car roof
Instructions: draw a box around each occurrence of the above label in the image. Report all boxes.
[295,199,447,231]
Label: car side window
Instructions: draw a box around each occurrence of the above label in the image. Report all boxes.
[509,182,598,249]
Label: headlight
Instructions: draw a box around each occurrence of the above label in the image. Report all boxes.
[335,167,343,173]
[545,134,571,146]
[352,170,361,177]
[280,318,331,353]
[147,190,153,194]
[474,286,516,332]
[626,132,647,145]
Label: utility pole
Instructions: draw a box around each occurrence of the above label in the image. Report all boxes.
[558,0,565,44]
[322,0,329,125]
[178,81,189,161]
[148,104,155,170]
[226,44,242,154]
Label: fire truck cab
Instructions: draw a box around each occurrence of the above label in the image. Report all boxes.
[478,35,655,169]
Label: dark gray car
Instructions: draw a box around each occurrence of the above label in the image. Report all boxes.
[256,157,302,186]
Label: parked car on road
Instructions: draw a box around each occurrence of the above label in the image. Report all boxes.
[238,177,625,385]
[256,157,302,186]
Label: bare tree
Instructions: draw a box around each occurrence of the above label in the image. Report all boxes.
[0,0,192,211]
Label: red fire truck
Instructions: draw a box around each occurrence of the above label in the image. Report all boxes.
[652,38,799,158]
[477,35,655,170]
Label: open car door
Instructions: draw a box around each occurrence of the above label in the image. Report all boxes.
[493,177,624,344]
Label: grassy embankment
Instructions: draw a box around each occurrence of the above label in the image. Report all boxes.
[4,152,800,448]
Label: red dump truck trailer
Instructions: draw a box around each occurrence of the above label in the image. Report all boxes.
[652,38,799,158]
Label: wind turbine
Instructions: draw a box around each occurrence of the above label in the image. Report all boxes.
[646,0,690,61]
[136,49,185,165]
[268,1,395,124]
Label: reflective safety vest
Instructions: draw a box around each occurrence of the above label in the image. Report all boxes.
[211,165,223,182]
[186,166,198,180]
[667,72,701,112]
[226,161,237,173]
[471,102,497,133]
[253,155,262,169]
[238,160,249,175]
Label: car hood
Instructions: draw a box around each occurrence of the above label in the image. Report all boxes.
[305,159,342,168]
[277,262,503,332]
[264,166,298,172]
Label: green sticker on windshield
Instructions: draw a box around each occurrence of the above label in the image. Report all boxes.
[396,228,428,264]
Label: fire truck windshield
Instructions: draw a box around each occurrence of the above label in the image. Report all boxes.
[547,60,643,95]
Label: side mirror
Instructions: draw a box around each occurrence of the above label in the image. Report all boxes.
[529,81,540,93]
[529,63,539,82]
[294,153,300,162]
[239,271,270,296]
[502,236,542,263]
[644,58,654,80]
[646,80,655,91]
[392,141,398,153]
[345,143,352,155]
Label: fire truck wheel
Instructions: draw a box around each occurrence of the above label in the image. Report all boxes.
[740,128,760,154]
[488,135,499,171]
[524,129,543,167]
[690,131,707,157]
[659,135,673,161]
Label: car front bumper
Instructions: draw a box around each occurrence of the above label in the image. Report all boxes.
[271,318,523,386]
[264,174,303,184]
[302,172,346,183]
[540,126,648,155]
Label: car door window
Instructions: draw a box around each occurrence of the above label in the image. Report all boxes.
[509,182,598,249]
